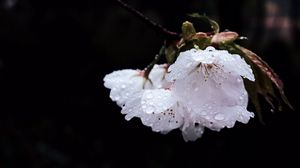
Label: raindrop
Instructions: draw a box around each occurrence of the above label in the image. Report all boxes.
[114,96,120,101]
[201,111,207,115]
[186,62,192,68]
[146,94,153,99]
[145,106,155,114]
[214,114,225,120]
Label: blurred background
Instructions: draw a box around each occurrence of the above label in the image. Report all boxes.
[0,0,299,167]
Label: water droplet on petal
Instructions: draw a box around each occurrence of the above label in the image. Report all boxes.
[186,62,192,68]
[200,111,207,115]
[214,114,225,120]
[194,87,199,91]
[146,94,153,99]
[115,96,120,101]
[237,78,242,83]
[157,84,162,88]
[121,84,126,88]
[145,105,155,114]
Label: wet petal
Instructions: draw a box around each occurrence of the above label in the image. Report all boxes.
[103,69,144,106]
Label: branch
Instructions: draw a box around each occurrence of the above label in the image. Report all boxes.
[116,0,180,40]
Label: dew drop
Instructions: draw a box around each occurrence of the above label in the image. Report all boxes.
[146,94,153,99]
[200,111,207,115]
[121,84,126,89]
[145,106,155,114]
[114,96,120,101]
[186,62,192,68]
[239,96,243,100]
[214,114,225,120]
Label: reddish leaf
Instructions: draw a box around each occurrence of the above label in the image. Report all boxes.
[235,44,293,110]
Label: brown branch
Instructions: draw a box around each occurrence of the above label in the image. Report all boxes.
[116,0,180,40]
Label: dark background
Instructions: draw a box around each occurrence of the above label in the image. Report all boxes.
[0,0,299,167]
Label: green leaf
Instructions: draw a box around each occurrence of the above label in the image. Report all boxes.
[188,13,220,34]
[181,21,196,41]
[165,43,178,64]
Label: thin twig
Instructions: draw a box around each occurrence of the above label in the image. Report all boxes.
[116,0,180,39]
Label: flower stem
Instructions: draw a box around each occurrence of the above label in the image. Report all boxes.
[115,0,180,40]
[144,45,165,77]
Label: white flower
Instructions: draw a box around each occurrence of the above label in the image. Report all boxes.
[166,47,254,82]
[103,64,168,107]
[119,67,206,141]
[104,46,255,142]
[166,46,255,131]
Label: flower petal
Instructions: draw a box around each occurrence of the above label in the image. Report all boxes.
[147,64,168,89]
[171,58,254,131]
[141,89,177,114]
[166,49,200,81]
[103,69,144,106]
[121,90,183,132]
[181,120,205,142]
[202,46,255,81]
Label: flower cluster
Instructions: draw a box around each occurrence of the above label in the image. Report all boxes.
[104,46,255,141]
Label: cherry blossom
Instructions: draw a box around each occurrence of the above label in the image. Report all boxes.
[104,46,255,141]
